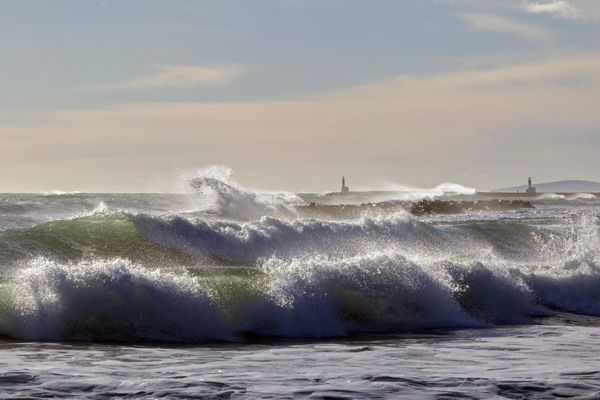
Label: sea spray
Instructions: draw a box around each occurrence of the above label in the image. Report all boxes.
[0,258,233,342]
[257,253,477,334]
[0,176,599,343]
[184,166,304,219]
[1,209,594,268]
[0,255,481,341]
[2,252,595,342]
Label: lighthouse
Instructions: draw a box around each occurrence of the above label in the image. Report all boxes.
[525,177,536,194]
[341,176,350,194]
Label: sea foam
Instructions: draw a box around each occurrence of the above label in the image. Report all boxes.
[184,166,304,220]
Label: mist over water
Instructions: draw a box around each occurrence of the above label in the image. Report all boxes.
[1,167,600,398]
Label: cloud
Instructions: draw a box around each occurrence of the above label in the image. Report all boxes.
[460,13,550,41]
[100,64,247,91]
[444,0,600,20]
[2,55,599,191]
[524,1,583,19]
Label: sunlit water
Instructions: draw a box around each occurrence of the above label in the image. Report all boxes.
[3,325,600,399]
[1,171,599,398]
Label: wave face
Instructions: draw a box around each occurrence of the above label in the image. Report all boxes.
[0,259,232,342]
[2,247,599,342]
[0,211,559,266]
[0,169,599,343]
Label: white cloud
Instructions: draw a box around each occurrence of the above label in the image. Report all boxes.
[460,12,550,41]
[3,55,599,191]
[101,64,247,91]
[524,1,584,19]
[444,0,600,20]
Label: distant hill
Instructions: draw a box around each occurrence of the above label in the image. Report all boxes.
[494,180,600,193]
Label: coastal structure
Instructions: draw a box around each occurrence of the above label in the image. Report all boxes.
[341,176,350,194]
[525,177,536,194]
[477,176,600,198]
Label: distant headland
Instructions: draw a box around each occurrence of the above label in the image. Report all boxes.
[492,179,600,194]
[329,176,600,198]
[479,178,600,197]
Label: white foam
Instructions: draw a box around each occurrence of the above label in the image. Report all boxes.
[0,258,232,342]
[183,166,304,220]
[370,181,476,201]
[0,254,481,341]
[566,193,597,200]
[538,193,566,200]
[256,253,477,335]
[3,247,600,342]
[65,201,112,220]
[42,190,82,196]
[1,197,598,342]
[132,212,442,263]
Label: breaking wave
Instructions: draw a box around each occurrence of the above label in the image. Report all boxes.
[380,182,476,198]
[184,166,304,220]
[0,169,598,343]
[43,190,83,196]
[0,211,564,266]
[566,193,597,200]
[0,258,232,342]
[2,250,600,342]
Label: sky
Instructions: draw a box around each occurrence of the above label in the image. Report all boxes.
[1,0,600,192]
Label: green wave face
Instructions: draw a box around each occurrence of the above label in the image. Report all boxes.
[189,267,268,323]
[0,210,581,269]
[0,214,205,267]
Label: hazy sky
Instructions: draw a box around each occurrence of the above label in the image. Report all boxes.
[2,0,600,192]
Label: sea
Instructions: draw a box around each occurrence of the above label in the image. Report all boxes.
[1,169,600,399]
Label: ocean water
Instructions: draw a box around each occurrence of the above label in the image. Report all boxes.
[1,170,600,399]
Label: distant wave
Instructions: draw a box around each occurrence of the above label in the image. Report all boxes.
[367,182,476,201]
[383,182,477,196]
[566,193,597,200]
[42,190,83,196]
[538,193,566,200]
[534,192,600,204]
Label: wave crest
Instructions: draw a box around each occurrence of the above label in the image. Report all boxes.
[1,250,600,342]
[185,166,304,220]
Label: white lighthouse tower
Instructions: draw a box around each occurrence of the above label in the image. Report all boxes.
[341,176,350,194]
[525,177,536,194]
